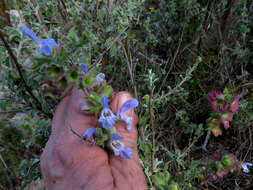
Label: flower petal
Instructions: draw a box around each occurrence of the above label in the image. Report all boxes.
[101,96,109,108]
[41,38,59,47]
[230,94,243,113]
[39,45,51,56]
[120,148,133,159]
[220,113,233,129]
[241,162,253,173]
[119,98,139,113]
[83,128,97,138]
[81,63,88,73]
[21,25,40,43]
[111,140,125,156]
[99,108,116,129]
[211,125,222,137]
[111,133,123,140]
[118,113,133,131]
[95,73,105,82]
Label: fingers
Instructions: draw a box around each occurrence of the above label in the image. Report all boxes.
[109,93,147,190]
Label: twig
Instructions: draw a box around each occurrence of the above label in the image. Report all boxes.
[121,43,138,98]
[202,129,211,152]
[148,84,155,173]
[158,29,184,93]
[0,108,31,114]
[57,0,68,21]
[0,152,14,189]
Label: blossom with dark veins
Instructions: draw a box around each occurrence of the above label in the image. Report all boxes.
[110,140,133,159]
[98,96,117,129]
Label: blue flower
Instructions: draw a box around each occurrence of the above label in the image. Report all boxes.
[21,25,59,56]
[81,63,88,73]
[111,133,123,140]
[119,98,139,113]
[241,162,253,173]
[95,73,105,82]
[83,127,97,140]
[110,140,133,159]
[20,25,40,42]
[118,113,133,131]
[98,96,117,129]
[117,98,139,130]
[120,148,133,159]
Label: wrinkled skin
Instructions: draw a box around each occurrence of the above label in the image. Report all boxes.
[40,90,147,190]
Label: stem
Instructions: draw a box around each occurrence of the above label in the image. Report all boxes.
[202,129,211,151]
[0,31,52,118]
[149,89,155,173]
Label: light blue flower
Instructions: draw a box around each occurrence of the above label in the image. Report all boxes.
[95,73,105,82]
[81,63,88,73]
[111,133,123,140]
[119,98,139,113]
[241,162,253,173]
[117,98,139,131]
[83,127,97,140]
[21,25,59,56]
[110,140,133,159]
[98,96,117,129]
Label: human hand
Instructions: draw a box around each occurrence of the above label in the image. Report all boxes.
[40,90,147,190]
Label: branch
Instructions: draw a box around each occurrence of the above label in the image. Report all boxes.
[0,31,52,118]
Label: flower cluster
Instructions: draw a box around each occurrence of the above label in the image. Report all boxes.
[200,154,238,186]
[83,94,138,159]
[207,90,243,136]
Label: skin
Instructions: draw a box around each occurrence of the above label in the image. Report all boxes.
[40,90,147,190]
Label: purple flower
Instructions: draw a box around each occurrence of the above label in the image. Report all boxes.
[83,127,97,139]
[111,133,123,140]
[21,25,59,56]
[208,91,228,112]
[117,98,139,131]
[98,96,117,129]
[81,63,88,73]
[110,140,133,159]
[220,112,233,129]
[230,94,243,113]
[95,73,105,82]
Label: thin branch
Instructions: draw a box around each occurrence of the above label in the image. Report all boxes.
[0,31,52,118]
[158,29,184,93]
[121,42,138,98]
